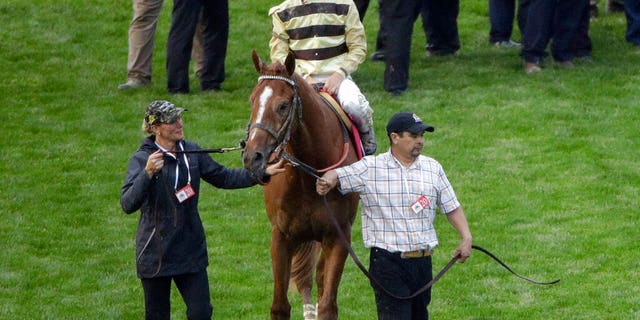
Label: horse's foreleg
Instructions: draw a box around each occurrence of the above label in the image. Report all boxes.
[316,235,350,320]
[270,229,292,320]
[315,248,327,299]
[292,241,319,320]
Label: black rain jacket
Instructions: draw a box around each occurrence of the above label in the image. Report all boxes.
[120,137,260,278]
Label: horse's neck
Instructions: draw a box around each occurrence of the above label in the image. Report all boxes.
[291,87,340,150]
[300,86,332,126]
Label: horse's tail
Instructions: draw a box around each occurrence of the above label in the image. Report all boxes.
[290,241,320,304]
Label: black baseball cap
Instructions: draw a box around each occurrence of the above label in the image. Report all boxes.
[386,112,434,135]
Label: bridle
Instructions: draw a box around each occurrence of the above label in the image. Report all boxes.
[168,75,299,158]
[245,75,302,165]
[246,74,351,173]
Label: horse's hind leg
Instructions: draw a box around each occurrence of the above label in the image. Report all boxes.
[292,241,320,320]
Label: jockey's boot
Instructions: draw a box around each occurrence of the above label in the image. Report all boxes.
[341,97,376,155]
[361,128,377,155]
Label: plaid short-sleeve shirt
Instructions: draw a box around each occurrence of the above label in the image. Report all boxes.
[335,150,461,253]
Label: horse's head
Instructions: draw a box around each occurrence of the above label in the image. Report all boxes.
[243,50,300,182]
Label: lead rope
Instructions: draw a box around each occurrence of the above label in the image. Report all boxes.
[318,195,560,300]
[470,245,560,285]
[321,196,453,300]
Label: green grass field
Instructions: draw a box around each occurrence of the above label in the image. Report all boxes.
[1,0,639,319]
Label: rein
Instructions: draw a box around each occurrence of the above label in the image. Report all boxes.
[320,197,560,300]
[171,146,243,154]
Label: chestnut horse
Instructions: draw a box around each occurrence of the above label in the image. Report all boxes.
[242,50,359,320]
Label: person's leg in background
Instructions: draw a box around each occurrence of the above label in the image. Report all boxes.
[551,0,584,65]
[517,0,531,37]
[572,0,594,61]
[521,0,554,73]
[353,0,371,20]
[382,0,422,94]
[422,0,461,56]
[489,0,520,47]
[624,0,640,47]
[192,10,205,78]
[166,0,200,93]
[370,0,388,62]
[119,0,164,89]
[198,0,229,91]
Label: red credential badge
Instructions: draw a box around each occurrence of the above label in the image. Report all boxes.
[410,195,430,214]
[175,184,196,203]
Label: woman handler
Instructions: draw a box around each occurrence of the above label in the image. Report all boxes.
[120,100,284,319]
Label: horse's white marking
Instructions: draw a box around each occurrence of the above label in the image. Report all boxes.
[249,86,273,140]
[303,304,317,320]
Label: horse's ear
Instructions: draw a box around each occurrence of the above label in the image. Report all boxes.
[252,49,263,73]
[284,51,296,76]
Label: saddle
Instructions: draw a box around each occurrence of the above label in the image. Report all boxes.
[317,91,364,159]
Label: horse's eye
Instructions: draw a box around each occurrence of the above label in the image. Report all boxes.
[278,103,289,113]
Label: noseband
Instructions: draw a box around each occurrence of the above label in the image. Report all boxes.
[246,75,302,163]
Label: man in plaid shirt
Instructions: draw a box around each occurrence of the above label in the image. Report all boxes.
[316,111,472,320]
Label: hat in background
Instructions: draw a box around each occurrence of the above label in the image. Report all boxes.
[145,100,186,125]
[386,112,434,135]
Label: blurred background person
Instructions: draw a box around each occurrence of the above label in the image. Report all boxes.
[118,0,204,90]
[623,0,640,48]
[382,0,460,94]
[166,0,229,93]
[521,0,587,73]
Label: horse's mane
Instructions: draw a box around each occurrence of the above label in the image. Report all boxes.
[259,59,315,94]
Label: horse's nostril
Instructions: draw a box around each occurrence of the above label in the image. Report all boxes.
[244,151,265,173]
[253,152,264,164]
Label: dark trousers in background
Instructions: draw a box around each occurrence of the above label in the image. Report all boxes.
[421,0,461,55]
[354,0,387,52]
[374,0,387,53]
[369,248,433,320]
[489,0,518,43]
[141,269,213,320]
[166,0,228,93]
[572,0,593,58]
[382,0,460,92]
[353,0,371,20]
[382,0,422,92]
[624,0,640,45]
[521,0,585,63]
[517,0,531,36]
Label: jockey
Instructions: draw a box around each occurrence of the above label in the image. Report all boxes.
[269,0,377,155]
